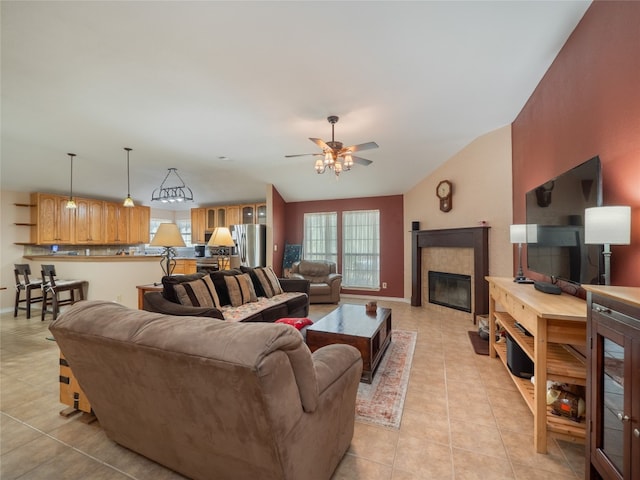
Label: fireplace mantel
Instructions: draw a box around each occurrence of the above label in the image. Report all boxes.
[411,226,490,318]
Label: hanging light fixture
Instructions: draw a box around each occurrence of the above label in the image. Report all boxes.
[123,147,135,207]
[151,168,194,203]
[65,153,77,209]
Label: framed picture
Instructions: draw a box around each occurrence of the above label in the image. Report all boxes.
[282,244,302,278]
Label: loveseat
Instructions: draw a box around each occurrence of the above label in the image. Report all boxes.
[290,260,342,304]
[49,300,363,480]
[143,267,310,322]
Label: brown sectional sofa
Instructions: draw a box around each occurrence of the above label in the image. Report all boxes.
[143,269,310,322]
[49,300,363,480]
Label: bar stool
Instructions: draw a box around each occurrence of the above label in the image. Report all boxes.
[41,264,87,320]
[14,264,44,319]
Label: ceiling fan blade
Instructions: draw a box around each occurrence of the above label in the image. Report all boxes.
[351,155,373,166]
[309,137,330,150]
[284,153,322,158]
[342,141,379,153]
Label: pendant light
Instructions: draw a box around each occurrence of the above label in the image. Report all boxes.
[123,147,135,207]
[65,153,77,209]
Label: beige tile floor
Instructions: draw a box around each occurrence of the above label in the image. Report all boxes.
[1,300,585,479]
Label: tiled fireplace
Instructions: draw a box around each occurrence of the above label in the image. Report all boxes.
[411,226,489,322]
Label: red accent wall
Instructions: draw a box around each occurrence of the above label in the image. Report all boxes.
[284,195,404,298]
[512,1,640,287]
[271,186,286,277]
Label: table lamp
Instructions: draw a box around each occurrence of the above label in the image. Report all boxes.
[585,206,631,285]
[510,224,537,283]
[149,223,186,276]
[207,227,235,270]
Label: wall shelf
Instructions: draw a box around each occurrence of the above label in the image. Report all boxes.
[14,203,35,207]
[14,223,36,226]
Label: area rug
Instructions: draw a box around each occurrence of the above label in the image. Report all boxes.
[355,329,417,429]
[468,330,489,356]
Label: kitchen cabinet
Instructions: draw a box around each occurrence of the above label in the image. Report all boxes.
[75,198,104,244]
[241,205,255,224]
[30,192,75,244]
[172,259,197,275]
[256,203,267,224]
[205,208,217,232]
[128,206,150,244]
[584,286,640,480]
[226,205,240,227]
[191,208,206,244]
[104,202,129,244]
[216,207,227,228]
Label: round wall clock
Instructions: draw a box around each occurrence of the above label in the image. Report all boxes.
[436,180,452,212]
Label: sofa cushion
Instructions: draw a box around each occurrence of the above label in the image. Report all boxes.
[224,273,257,307]
[298,260,331,277]
[239,266,266,297]
[174,275,221,309]
[161,272,207,304]
[254,266,283,298]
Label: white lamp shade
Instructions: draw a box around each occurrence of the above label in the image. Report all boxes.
[149,223,186,247]
[207,227,235,247]
[585,206,631,245]
[510,224,526,244]
[510,224,538,244]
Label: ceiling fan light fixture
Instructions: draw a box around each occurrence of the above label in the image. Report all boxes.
[314,158,324,173]
[324,151,333,166]
[334,161,343,175]
[344,154,353,169]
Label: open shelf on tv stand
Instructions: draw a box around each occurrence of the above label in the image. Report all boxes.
[486,277,587,453]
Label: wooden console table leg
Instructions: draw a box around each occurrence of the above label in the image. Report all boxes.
[534,317,548,453]
[489,294,497,358]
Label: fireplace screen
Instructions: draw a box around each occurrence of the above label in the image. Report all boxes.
[428,271,472,313]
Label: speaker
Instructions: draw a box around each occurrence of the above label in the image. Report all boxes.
[411,221,420,231]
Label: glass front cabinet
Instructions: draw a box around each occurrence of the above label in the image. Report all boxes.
[586,288,640,480]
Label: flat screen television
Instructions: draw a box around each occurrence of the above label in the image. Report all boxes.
[525,156,603,285]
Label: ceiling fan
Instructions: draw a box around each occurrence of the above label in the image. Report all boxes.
[286,115,378,177]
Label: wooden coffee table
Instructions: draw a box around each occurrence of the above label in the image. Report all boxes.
[306,304,392,383]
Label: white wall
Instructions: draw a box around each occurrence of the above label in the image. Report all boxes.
[403,125,514,299]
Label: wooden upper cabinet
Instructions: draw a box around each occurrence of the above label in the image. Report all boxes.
[216,207,227,228]
[128,206,150,244]
[255,203,267,224]
[205,208,216,232]
[226,205,240,227]
[191,208,206,244]
[104,202,129,244]
[30,192,75,244]
[75,198,104,244]
[241,205,255,224]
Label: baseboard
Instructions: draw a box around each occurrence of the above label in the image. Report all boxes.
[340,293,410,304]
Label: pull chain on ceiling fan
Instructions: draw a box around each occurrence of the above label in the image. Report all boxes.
[285,115,378,177]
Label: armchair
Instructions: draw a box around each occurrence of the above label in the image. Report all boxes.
[290,260,342,304]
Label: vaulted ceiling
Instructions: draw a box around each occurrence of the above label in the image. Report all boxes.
[1,1,591,209]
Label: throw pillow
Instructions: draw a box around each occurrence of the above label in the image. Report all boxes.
[275,317,313,331]
[174,275,221,309]
[224,273,257,307]
[211,269,243,306]
[254,266,283,298]
[239,266,266,298]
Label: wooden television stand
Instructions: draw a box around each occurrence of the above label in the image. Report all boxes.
[486,277,587,453]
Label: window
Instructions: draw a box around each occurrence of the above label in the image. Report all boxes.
[149,218,192,248]
[342,210,380,289]
[303,212,337,263]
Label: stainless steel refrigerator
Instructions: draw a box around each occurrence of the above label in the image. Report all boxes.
[230,224,266,267]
